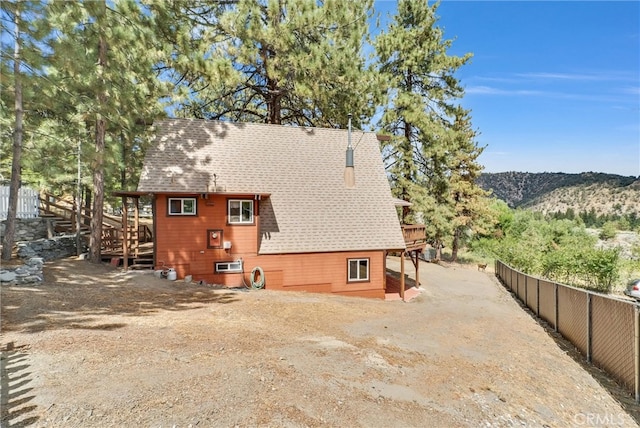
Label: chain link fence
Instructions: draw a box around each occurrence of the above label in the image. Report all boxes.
[496,260,640,403]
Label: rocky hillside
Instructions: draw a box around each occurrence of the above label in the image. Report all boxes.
[477,172,640,216]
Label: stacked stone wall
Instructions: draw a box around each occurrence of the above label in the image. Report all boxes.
[1,214,94,286]
[16,235,87,261]
[0,257,44,285]
[0,218,49,241]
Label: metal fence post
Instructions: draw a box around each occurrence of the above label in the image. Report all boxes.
[586,293,592,363]
[635,305,639,404]
[554,282,559,332]
[536,278,540,317]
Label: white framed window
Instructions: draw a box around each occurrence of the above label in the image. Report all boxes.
[348,258,369,282]
[228,199,253,224]
[215,261,243,273]
[168,197,197,215]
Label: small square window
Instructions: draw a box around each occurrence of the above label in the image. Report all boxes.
[168,198,197,215]
[228,200,253,224]
[348,258,369,282]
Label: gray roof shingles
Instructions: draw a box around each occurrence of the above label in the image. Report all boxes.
[138,118,406,254]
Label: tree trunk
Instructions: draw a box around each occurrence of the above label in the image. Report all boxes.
[401,119,413,223]
[1,10,23,261]
[84,187,92,226]
[266,76,281,125]
[451,227,460,262]
[89,27,108,263]
[434,239,442,261]
[75,138,82,256]
[120,132,126,189]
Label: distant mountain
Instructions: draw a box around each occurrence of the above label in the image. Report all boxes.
[477,172,640,215]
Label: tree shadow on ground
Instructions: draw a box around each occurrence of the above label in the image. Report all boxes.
[0,342,39,427]
[494,276,640,425]
[1,258,242,334]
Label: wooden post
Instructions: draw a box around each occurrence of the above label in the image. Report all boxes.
[414,251,420,288]
[383,251,387,291]
[133,196,139,258]
[400,251,405,301]
[121,196,129,270]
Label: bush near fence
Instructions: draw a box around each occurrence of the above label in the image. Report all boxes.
[496,260,640,404]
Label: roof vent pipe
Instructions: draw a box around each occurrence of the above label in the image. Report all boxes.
[344,114,355,188]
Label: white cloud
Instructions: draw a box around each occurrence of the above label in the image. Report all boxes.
[465,85,541,96]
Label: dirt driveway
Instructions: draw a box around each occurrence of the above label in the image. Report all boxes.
[1,257,638,427]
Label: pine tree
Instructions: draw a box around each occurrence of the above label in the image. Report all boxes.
[448,107,491,262]
[0,0,48,260]
[1,4,24,260]
[169,0,378,128]
[375,0,472,258]
[44,0,168,262]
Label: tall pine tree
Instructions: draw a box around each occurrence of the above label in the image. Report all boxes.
[375,0,488,259]
[170,0,378,128]
[0,0,48,260]
[44,0,168,262]
[448,107,491,261]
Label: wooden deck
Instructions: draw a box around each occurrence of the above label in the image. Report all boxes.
[39,192,155,269]
[402,224,427,252]
[394,224,427,301]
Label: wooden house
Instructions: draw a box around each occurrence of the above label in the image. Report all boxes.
[129,118,423,299]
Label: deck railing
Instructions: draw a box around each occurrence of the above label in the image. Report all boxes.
[402,224,426,251]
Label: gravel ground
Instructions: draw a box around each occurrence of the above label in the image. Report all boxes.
[1,256,638,427]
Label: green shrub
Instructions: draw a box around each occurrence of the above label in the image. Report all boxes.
[599,221,617,240]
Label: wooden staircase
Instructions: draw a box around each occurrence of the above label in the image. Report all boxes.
[39,192,154,269]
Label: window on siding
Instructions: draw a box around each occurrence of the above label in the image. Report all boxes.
[228,200,253,224]
[215,261,243,273]
[348,258,369,282]
[168,198,196,215]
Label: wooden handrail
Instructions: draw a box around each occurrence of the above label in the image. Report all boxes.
[402,224,426,251]
[40,192,153,259]
[402,224,426,240]
[41,192,120,230]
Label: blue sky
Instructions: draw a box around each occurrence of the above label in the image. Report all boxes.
[373,1,640,177]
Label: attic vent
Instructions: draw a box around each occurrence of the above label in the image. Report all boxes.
[344,114,355,188]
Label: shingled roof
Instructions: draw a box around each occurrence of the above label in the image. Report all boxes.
[138,118,406,254]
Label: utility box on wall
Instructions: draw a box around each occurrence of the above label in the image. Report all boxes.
[207,229,223,249]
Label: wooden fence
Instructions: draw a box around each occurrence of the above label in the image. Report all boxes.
[0,186,39,220]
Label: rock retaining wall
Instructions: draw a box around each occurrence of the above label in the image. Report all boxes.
[1,219,90,286]
[16,235,87,261]
[0,217,49,241]
[0,257,44,285]
[1,236,88,286]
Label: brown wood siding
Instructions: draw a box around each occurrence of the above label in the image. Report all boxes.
[155,194,259,270]
[195,251,386,299]
[154,194,386,299]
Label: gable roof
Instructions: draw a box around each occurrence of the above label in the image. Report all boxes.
[138,118,406,254]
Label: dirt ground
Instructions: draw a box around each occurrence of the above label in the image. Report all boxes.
[1,257,639,427]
